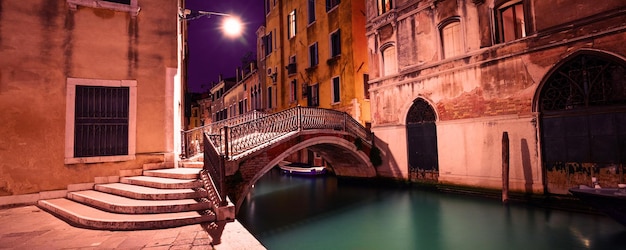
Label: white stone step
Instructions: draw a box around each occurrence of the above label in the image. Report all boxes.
[68,190,211,214]
[121,175,202,189]
[143,168,201,179]
[38,198,215,230]
[180,161,204,168]
[95,183,202,200]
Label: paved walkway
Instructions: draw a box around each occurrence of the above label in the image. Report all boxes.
[0,205,266,250]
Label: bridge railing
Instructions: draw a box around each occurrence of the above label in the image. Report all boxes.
[181,110,267,158]
[198,106,372,208]
[218,106,373,159]
[202,132,227,206]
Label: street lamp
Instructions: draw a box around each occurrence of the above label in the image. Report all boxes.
[178,9,243,38]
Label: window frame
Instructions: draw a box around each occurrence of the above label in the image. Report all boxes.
[65,78,137,164]
[380,43,397,76]
[331,76,341,104]
[308,83,320,107]
[326,0,340,12]
[309,42,319,67]
[494,0,528,44]
[439,18,463,59]
[330,29,341,58]
[67,0,140,16]
[290,79,298,103]
[288,9,297,39]
[267,86,274,109]
[308,0,316,24]
[377,0,392,16]
[263,32,273,57]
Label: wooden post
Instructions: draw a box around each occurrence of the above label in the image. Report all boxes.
[502,131,510,204]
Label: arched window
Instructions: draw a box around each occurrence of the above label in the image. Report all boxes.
[381,44,397,76]
[440,19,463,59]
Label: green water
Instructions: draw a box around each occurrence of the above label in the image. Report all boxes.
[237,168,626,250]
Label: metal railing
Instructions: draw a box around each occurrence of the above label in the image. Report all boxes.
[181,110,267,158]
[207,106,373,159]
[202,132,227,206]
[196,106,373,208]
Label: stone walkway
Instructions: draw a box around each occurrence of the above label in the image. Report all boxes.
[0,205,266,250]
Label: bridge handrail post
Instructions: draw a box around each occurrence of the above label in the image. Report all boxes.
[298,105,302,131]
[219,154,227,206]
[180,130,187,159]
[223,126,230,159]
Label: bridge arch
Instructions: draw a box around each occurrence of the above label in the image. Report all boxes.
[232,132,376,211]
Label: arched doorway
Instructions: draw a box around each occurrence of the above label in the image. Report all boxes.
[406,98,439,182]
[538,51,626,194]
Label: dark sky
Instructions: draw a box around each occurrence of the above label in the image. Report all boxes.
[185,0,265,93]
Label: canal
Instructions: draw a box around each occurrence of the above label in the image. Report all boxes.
[237,168,626,250]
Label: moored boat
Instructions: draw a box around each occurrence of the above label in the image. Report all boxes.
[278,161,326,176]
[569,185,626,226]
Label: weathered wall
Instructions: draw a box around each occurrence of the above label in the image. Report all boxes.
[267,0,371,124]
[0,0,178,196]
[366,0,626,193]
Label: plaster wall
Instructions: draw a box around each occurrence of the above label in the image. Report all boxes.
[437,116,542,193]
[0,0,178,196]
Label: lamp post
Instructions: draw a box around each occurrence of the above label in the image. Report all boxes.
[176,4,243,209]
[179,8,243,38]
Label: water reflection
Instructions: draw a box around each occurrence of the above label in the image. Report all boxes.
[237,168,625,250]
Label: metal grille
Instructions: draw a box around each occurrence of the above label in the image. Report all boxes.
[406,99,438,172]
[102,0,131,4]
[539,54,626,112]
[406,98,436,123]
[74,86,129,157]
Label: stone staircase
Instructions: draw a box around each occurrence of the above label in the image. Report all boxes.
[37,164,224,230]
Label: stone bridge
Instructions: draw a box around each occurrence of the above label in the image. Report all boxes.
[183,107,379,212]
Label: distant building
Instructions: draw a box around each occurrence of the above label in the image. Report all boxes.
[0,0,183,199]
[210,76,238,121]
[259,0,371,125]
[366,0,626,193]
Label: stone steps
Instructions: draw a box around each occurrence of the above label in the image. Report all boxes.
[67,190,210,214]
[94,183,202,200]
[143,168,202,179]
[39,198,214,230]
[37,165,217,231]
[120,176,202,189]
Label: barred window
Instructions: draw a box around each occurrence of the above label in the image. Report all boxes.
[74,86,129,157]
[65,78,136,164]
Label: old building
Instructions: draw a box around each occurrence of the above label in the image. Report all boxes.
[366,0,626,194]
[0,0,183,202]
[260,0,371,125]
[210,76,237,121]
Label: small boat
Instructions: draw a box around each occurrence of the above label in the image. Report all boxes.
[278,161,326,176]
[569,184,626,226]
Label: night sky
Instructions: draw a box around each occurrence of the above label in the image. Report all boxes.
[185,0,265,93]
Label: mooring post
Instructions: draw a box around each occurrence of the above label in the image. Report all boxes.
[502,131,510,204]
